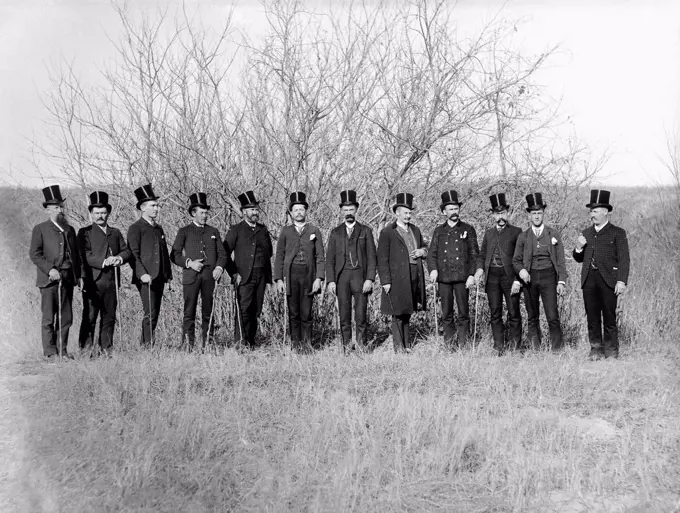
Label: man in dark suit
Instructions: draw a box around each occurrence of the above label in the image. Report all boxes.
[378,193,428,353]
[513,193,568,351]
[171,192,228,350]
[29,185,82,360]
[573,189,630,359]
[474,193,523,354]
[224,190,273,348]
[427,190,479,349]
[77,191,131,356]
[326,190,377,352]
[126,183,172,347]
[274,192,325,352]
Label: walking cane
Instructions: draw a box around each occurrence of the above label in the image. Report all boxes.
[234,288,244,350]
[114,266,121,351]
[386,289,405,352]
[57,279,63,359]
[282,278,287,345]
[473,281,479,345]
[148,282,154,347]
[334,294,342,354]
[432,283,440,344]
[206,279,219,353]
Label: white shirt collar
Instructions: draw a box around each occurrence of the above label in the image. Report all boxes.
[345,221,356,229]
[193,221,205,228]
[245,220,257,228]
[396,220,409,230]
[96,223,108,234]
[533,224,544,235]
[594,221,608,232]
[142,216,155,227]
[51,219,64,233]
[447,219,459,228]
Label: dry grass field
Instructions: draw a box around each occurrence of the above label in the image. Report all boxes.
[1,186,680,512]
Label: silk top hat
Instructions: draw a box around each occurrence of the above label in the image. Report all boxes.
[525,192,547,212]
[440,190,462,211]
[339,189,359,208]
[237,190,259,209]
[88,191,111,212]
[42,185,65,207]
[188,192,210,213]
[134,183,159,210]
[288,191,309,210]
[586,189,613,211]
[392,192,414,213]
[489,193,509,212]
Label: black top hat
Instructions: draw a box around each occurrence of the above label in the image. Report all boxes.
[339,190,359,208]
[134,183,159,210]
[586,189,613,211]
[42,185,65,208]
[440,190,462,211]
[489,193,509,212]
[392,192,414,213]
[188,192,210,213]
[88,191,111,212]
[237,190,259,209]
[525,192,547,212]
[288,191,309,210]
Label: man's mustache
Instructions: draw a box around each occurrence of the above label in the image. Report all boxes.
[345,214,355,222]
[496,218,507,224]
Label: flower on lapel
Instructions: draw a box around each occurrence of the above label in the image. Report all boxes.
[551,237,558,245]
[211,235,216,239]
[310,233,316,241]
[461,231,467,239]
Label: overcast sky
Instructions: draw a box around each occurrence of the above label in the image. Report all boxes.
[1,0,679,187]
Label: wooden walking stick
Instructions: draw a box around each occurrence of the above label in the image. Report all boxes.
[206,283,218,353]
[432,283,440,344]
[148,282,154,347]
[282,278,287,345]
[234,288,244,349]
[114,266,121,351]
[473,281,479,345]
[57,279,63,359]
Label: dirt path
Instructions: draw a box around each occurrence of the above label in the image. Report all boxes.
[0,361,60,512]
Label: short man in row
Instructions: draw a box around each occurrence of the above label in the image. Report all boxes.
[274,192,325,352]
[127,184,172,346]
[171,192,228,350]
[77,191,131,356]
[513,193,567,351]
[474,193,523,355]
[573,189,630,359]
[378,192,428,353]
[29,185,82,360]
[428,190,479,348]
[326,190,377,352]
[225,190,274,348]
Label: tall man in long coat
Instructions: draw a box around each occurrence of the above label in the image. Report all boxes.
[513,193,567,351]
[427,190,479,348]
[378,193,428,353]
[127,184,172,347]
[171,192,228,349]
[273,192,325,351]
[224,190,273,348]
[573,189,630,359]
[29,185,82,359]
[326,190,377,352]
[77,191,131,356]
[474,193,523,354]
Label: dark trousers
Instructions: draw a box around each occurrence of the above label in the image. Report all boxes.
[235,267,267,346]
[525,268,562,350]
[582,270,619,357]
[438,281,469,347]
[486,267,522,351]
[79,271,117,352]
[337,267,368,347]
[287,263,314,348]
[136,279,165,346]
[391,263,421,353]
[182,269,216,347]
[40,280,74,356]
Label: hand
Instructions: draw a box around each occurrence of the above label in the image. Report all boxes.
[189,258,204,272]
[140,273,151,284]
[465,276,475,289]
[112,255,123,267]
[311,278,322,294]
[213,267,224,282]
[474,268,484,285]
[410,248,426,259]
[362,280,374,294]
[511,281,521,295]
[102,256,113,267]
[429,270,438,283]
[575,235,587,250]
[519,269,530,283]
[48,268,61,282]
[327,282,336,295]
[275,280,285,294]
[382,284,391,294]
[615,282,626,296]
[556,283,566,296]
[231,272,241,286]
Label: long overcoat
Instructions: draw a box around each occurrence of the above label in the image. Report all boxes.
[377,221,427,316]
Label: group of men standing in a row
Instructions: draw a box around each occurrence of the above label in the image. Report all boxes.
[29,184,629,361]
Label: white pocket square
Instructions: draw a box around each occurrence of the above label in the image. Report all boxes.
[551,237,558,245]
[461,231,467,238]
[211,235,216,239]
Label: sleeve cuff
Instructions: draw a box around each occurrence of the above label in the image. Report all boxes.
[574,247,584,253]
[616,281,626,286]
[185,258,190,268]
[558,281,565,285]
[215,266,223,272]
